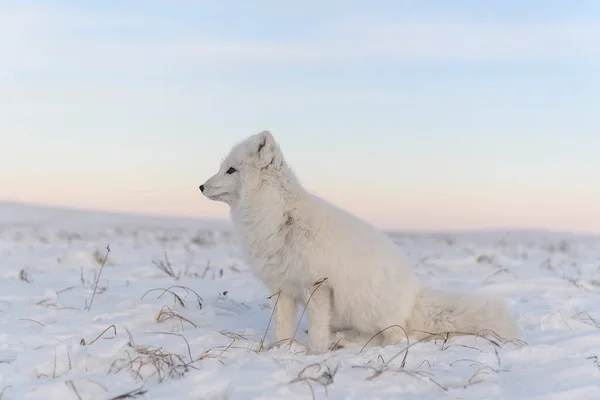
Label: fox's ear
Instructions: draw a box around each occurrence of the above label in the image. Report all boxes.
[254,131,280,168]
[256,131,273,154]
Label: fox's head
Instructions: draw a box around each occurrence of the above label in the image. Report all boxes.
[199,131,285,205]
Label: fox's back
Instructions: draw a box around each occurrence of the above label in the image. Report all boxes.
[299,193,419,289]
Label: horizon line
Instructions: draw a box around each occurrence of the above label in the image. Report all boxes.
[1,199,597,237]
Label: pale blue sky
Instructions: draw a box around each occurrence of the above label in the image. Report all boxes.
[1,1,599,231]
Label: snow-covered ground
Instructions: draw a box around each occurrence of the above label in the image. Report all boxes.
[2,203,600,399]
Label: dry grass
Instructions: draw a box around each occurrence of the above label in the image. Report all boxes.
[87,245,111,311]
[574,312,600,328]
[133,346,189,381]
[152,252,181,280]
[106,330,239,384]
[35,298,77,311]
[0,386,11,400]
[142,288,185,307]
[109,344,191,383]
[257,290,281,353]
[449,359,509,388]
[57,285,77,296]
[201,261,211,279]
[353,356,447,391]
[19,268,32,283]
[141,285,203,309]
[476,255,495,264]
[289,278,328,350]
[65,380,82,400]
[353,325,414,381]
[18,318,44,327]
[80,325,117,346]
[220,330,250,341]
[360,324,409,355]
[198,260,225,280]
[79,378,109,393]
[155,305,198,330]
[409,329,527,348]
[146,332,194,364]
[108,387,148,399]
[289,362,339,399]
[483,266,517,283]
[6,229,538,398]
[349,326,525,391]
[256,278,329,354]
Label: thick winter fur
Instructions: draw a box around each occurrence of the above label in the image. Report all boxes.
[200,131,519,354]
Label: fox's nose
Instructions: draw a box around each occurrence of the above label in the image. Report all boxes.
[199,185,205,192]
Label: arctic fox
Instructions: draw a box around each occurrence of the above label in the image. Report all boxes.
[199,131,519,354]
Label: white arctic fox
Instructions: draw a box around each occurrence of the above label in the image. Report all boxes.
[200,131,519,354]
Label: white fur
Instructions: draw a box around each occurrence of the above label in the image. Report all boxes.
[200,131,520,354]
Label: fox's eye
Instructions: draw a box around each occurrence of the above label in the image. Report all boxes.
[226,167,237,174]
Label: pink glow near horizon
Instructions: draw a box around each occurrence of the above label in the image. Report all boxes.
[5,181,599,233]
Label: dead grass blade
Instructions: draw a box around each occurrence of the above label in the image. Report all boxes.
[359,324,409,354]
[381,326,410,368]
[110,341,192,383]
[266,338,307,352]
[141,285,204,309]
[53,348,57,378]
[80,325,117,346]
[257,290,281,353]
[19,268,32,283]
[141,288,185,308]
[0,385,11,399]
[108,387,147,400]
[82,378,108,392]
[290,278,328,350]
[65,380,82,400]
[409,329,527,348]
[289,362,339,398]
[145,332,194,363]
[87,245,111,311]
[152,251,181,280]
[18,318,44,327]
[57,286,77,296]
[220,330,249,341]
[156,306,198,330]
[160,285,203,308]
[464,364,508,388]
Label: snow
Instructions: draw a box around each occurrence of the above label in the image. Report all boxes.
[2,202,600,399]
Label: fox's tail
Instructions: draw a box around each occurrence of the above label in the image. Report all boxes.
[408,286,520,340]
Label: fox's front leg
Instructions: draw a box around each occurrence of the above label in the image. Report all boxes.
[272,291,297,343]
[304,285,333,354]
